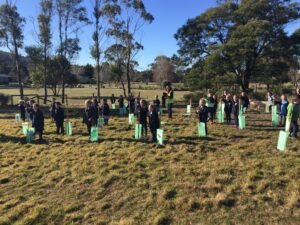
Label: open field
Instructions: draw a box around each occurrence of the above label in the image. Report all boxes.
[0,84,190,105]
[0,106,299,225]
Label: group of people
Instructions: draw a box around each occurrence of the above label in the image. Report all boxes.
[17,86,300,142]
[267,89,300,138]
[196,91,250,134]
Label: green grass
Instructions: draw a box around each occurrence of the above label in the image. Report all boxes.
[0,84,190,105]
[0,107,299,225]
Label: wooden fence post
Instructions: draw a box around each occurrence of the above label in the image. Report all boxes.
[37,95,40,104]
[11,95,13,105]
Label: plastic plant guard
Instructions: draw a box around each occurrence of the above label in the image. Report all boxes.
[198,122,206,137]
[272,114,278,127]
[277,131,289,151]
[239,115,246,129]
[157,129,164,145]
[239,105,243,116]
[272,105,277,115]
[187,105,191,114]
[98,117,105,128]
[64,122,72,135]
[15,114,20,123]
[218,111,224,123]
[22,122,29,135]
[26,128,35,143]
[90,126,99,142]
[128,113,135,125]
[112,103,116,109]
[265,104,269,113]
[285,119,291,132]
[135,124,142,139]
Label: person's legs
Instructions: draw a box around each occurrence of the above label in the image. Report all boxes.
[168,103,173,118]
[56,122,60,134]
[38,130,43,141]
[87,123,92,135]
[60,122,64,134]
[291,121,299,137]
[152,128,157,142]
[269,105,272,113]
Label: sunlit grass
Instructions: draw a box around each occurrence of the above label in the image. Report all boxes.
[0,107,299,225]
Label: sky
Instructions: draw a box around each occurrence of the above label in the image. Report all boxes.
[0,0,299,70]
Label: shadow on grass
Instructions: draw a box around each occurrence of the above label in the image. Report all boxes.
[0,134,25,143]
[105,137,150,144]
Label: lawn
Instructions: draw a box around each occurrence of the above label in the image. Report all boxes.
[0,106,299,225]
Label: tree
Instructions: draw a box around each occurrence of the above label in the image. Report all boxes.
[25,46,43,71]
[0,1,25,98]
[81,64,94,79]
[38,0,53,104]
[107,0,154,96]
[55,0,89,103]
[152,55,175,83]
[175,0,300,91]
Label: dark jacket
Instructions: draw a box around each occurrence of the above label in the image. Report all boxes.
[197,105,209,123]
[54,107,65,124]
[50,102,56,116]
[111,96,116,104]
[101,103,110,116]
[19,104,26,118]
[92,104,99,121]
[83,107,95,125]
[153,99,160,108]
[27,105,34,120]
[149,111,160,129]
[279,100,289,116]
[128,97,135,112]
[32,109,44,131]
[138,107,148,124]
[224,100,233,114]
[232,101,239,116]
[240,96,250,108]
[118,97,124,108]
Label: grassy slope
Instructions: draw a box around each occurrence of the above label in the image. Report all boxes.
[0,108,299,225]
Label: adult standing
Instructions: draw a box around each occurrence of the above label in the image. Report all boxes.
[166,84,174,118]
[50,98,56,122]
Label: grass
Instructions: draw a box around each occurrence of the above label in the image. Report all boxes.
[0,106,299,225]
[0,85,190,105]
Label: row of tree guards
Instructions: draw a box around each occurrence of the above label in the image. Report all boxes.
[14,100,290,151]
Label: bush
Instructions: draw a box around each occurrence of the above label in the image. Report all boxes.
[0,93,9,106]
[183,92,205,103]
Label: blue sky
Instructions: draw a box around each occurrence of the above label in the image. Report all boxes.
[0,0,299,70]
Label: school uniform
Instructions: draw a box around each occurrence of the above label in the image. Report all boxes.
[83,107,96,135]
[128,97,135,113]
[138,107,148,136]
[101,103,110,125]
[162,93,167,108]
[32,109,44,141]
[111,96,116,104]
[27,105,34,123]
[206,97,215,122]
[50,102,56,120]
[268,95,274,112]
[153,99,161,113]
[224,100,233,124]
[288,103,300,138]
[166,89,174,118]
[278,100,289,126]
[240,96,250,111]
[92,103,99,126]
[54,107,65,134]
[19,104,26,121]
[149,111,160,142]
[232,101,239,127]
[134,99,141,116]
[197,105,209,134]
[118,97,124,109]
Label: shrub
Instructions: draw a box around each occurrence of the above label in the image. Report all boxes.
[183,92,205,103]
[0,93,9,106]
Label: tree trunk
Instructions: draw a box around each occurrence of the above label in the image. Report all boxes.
[14,42,23,99]
[120,79,127,98]
[43,47,47,104]
[126,49,131,96]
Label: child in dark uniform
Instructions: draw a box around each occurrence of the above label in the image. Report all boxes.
[32,103,44,141]
[101,98,110,125]
[138,100,148,136]
[27,99,35,123]
[224,95,233,124]
[18,100,26,121]
[83,100,95,135]
[232,95,240,128]
[54,102,65,134]
[196,98,209,135]
[148,104,160,142]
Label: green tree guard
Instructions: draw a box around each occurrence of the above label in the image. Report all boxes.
[272,105,277,116]
[15,114,20,123]
[187,105,191,114]
[135,124,142,139]
[64,122,72,136]
[98,117,105,128]
[157,129,164,145]
[277,131,289,151]
[112,103,116,109]
[22,122,29,135]
[265,103,270,113]
[26,128,35,143]
[272,114,278,127]
[198,122,206,137]
[239,115,246,129]
[91,126,99,142]
[128,113,135,125]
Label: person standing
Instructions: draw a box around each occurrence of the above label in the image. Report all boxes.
[196,98,209,134]
[166,84,174,118]
[50,98,56,122]
[148,104,160,142]
[138,100,148,136]
[18,100,26,122]
[32,103,44,141]
[54,102,65,134]
[83,100,95,135]
[267,92,274,113]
